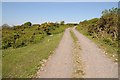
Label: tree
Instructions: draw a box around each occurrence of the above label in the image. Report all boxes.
[2,24,10,28]
[102,9,109,16]
[60,21,65,25]
[23,22,32,26]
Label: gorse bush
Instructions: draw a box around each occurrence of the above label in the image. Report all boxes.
[77,7,119,55]
[77,8,119,44]
[23,22,32,26]
[2,21,68,49]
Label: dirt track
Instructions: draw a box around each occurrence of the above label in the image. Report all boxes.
[37,28,73,78]
[36,27,118,78]
[72,27,118,78]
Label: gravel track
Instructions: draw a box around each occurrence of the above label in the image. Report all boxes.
[37,28,73,78]
[36,27,118,78]
[72,27,118,78]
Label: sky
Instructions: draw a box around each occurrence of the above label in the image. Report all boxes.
[1,0,120,2]
[2,2,118,26]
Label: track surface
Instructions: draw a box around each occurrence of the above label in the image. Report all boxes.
[37,28,73,78]
[72,27,118,78]
[37,27,118,78]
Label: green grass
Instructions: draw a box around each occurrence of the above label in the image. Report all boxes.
[70,30,78,42]
[2,32,64,78]
[76,26,118,61]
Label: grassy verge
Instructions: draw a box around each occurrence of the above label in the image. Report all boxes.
[70,29,85,78]
[70,30,78,42]
[2,32,64,78]
[76,26,118,62]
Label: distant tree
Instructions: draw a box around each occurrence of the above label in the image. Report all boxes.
[60,21,65,25]
[2,24,10,28]
[23,22,32,26]
[54,22,59,27]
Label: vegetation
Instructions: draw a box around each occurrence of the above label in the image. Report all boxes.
[76,8,119,61]
[2,32,63,78]
[2,7,119,78]
[2,21,68,78]
[2,22,68,49]
[70,30,78,42]
[70,29,85,78]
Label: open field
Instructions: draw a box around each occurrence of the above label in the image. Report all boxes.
[2,32,63,78]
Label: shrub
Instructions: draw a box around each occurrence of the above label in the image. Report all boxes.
[23,22,32,26]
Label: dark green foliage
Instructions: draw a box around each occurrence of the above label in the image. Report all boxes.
[23,22,32,26]
[77,8,119,55]
[102,7,120,16]
[60,21,65,25]
[66,23,78,27]
[2,21,68,49]
[78,8,119,40]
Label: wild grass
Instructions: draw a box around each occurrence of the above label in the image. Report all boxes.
[2,32,63,78]
[70,30,78,42]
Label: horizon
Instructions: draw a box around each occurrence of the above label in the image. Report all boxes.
[2,2,118,26]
